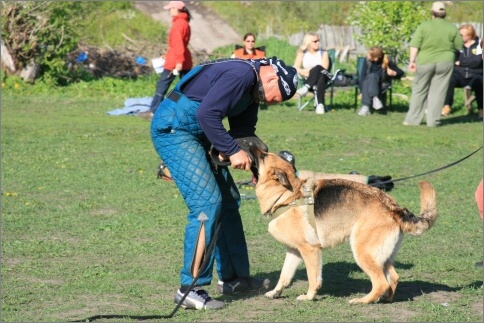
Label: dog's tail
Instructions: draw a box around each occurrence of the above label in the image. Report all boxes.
[399,181,437,236]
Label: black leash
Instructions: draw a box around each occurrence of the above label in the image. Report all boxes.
[70,221,223,322]
[368,146,482,187]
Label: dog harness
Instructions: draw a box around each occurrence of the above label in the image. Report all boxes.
[268,179,317,229]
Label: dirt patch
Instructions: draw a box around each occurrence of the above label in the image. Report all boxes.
[134,1,241,54]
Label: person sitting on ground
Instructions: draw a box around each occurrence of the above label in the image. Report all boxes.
[293,32,331,115]
[231,33,266,60]
[357,46,405,116]
[277,151,394,192]
[159,151,394,193]
[442,24,483,117]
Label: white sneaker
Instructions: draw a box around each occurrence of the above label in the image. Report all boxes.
[357,105,370,116]
[372,96,383,110]
[174,288,225,310]
[296,86,309,97]
[315,103,325,114]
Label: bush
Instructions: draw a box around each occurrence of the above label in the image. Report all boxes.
[1,2,89,85]
[347,2,429,64]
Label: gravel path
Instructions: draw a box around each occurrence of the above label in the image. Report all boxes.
[134,1,241,54]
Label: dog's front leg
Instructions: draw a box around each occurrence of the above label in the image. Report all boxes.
[297,244,322,301]
[265,247,302,299]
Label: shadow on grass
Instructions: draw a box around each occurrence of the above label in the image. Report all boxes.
[226,260,478,303]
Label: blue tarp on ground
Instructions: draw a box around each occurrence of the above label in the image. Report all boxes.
[107,97,152,116]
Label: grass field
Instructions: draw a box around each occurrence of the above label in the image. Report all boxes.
[1,85,483,322]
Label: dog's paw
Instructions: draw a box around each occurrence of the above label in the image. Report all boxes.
[349,298,362,304]
[265,290,281,299]
[349,297,373,304]
[296,294,314,301]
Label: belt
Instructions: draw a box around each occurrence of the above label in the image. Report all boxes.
[167,91,181,103]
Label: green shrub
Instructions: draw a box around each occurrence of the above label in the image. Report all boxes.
[347,2,428,64]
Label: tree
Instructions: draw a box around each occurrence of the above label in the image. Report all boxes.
[1,1,91,85]
[347,1,429,63]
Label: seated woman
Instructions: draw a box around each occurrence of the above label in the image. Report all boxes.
[357,46,404,116]
[231,33,266,60]
[293,32,331,115]
[442,24,483,117]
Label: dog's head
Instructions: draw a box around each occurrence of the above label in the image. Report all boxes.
[249,145,305,215]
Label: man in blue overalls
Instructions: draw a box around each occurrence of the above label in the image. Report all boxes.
[151,57,298,310]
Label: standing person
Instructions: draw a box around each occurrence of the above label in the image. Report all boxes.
[403,1,463,127]
[293,32,331,115]
[150,57,297,310]
[442,24,483,117]
[357,46,405,116]
[231,33,266,60]
[144,1,192,119]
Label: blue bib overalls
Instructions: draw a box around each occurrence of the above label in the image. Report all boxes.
[150,63,253,287]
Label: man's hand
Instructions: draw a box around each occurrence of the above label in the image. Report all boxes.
[229,150,252,171]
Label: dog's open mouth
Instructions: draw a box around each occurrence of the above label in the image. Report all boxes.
[250,165,258,185]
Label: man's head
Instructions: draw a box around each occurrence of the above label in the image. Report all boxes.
[431,1,446,18]
[258,57,297,105]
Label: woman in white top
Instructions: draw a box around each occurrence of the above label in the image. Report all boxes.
[293,33,330,114]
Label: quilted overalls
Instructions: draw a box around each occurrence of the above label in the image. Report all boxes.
[150,60,256,287]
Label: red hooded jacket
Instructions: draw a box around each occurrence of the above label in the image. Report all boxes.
[164,12,192,71]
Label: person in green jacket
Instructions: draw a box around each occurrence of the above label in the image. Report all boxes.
[403,1,463,127]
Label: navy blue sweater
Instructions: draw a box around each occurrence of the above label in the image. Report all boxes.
[182,60,260,156]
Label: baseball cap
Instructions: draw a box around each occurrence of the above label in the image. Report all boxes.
[431,1,445,12]
[163,1,185,10]
[260,56,298,101]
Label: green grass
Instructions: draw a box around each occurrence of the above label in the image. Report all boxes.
[1,83,483,322]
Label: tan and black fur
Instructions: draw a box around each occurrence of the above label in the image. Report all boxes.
[251,149,437,304]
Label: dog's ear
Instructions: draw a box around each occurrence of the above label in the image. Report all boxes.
[276,170,292,189]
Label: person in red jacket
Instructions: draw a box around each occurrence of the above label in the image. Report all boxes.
[148,1,192,117]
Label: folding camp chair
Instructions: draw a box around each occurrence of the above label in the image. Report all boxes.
[353,56,393,110]
[297,69,346,111]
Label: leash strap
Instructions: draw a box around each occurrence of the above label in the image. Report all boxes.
[369,146,482,187]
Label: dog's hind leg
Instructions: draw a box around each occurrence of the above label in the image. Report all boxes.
[265,247,302,299]
[349,257,390,304]
[349,240,391,304]
[297,244,322,301]
[380,263,399,303]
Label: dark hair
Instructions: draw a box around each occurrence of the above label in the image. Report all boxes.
[179,7,192,22]
[432,10,446,18]
[243,33,256,42]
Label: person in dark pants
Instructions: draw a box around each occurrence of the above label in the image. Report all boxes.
[293,33,331,114]
[150,57,297,310]
[139,1,192,120]
[357,46,404,116]
[442,24,482,117]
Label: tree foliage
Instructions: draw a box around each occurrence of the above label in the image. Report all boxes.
[1,1,92,85]
[347,2,429,63]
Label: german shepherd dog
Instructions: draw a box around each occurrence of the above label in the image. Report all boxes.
[250,148,438,304]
